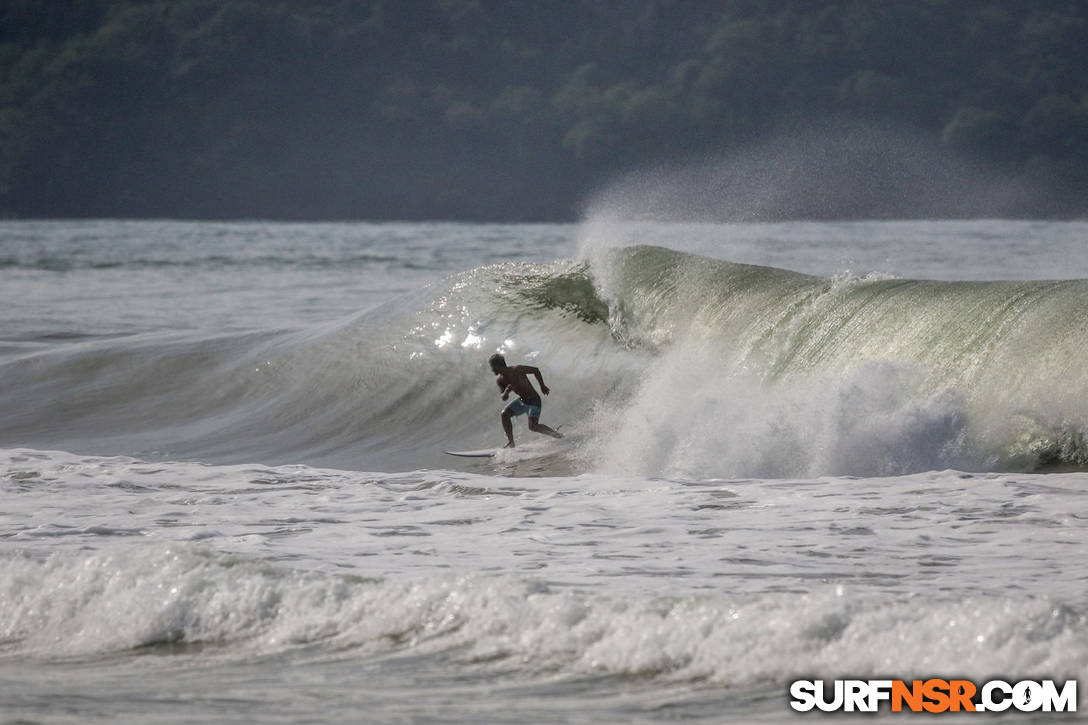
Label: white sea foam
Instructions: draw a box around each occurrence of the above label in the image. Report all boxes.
[3,545,1085,688]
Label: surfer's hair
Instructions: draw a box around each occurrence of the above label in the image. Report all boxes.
[488,353,506,370]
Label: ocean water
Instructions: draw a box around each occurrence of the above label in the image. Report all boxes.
[2,218,1088,722]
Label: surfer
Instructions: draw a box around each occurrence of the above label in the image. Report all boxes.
[488,353,562,448]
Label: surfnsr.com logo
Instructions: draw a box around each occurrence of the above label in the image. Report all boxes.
[789,679,1077,713]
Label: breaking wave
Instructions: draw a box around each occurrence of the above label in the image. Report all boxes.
[2,246,1087,476]
[2,546,1084,683]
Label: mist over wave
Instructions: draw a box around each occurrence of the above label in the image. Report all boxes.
[581,122,1040,223]
[2,240,1087,477]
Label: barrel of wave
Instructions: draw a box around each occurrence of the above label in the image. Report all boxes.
[581,246,1088,477]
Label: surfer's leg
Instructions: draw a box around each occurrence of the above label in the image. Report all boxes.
[501,407,516,447]
[528,417,563,439]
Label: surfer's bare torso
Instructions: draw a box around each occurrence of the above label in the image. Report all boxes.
[495,365,546,401]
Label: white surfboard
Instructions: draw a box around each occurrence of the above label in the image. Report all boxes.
[443,449,498,458]
[444,427,564,459]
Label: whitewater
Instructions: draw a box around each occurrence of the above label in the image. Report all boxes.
[2,218,1088,722]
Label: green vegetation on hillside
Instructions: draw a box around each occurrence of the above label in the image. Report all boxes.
[2,0,1086,220]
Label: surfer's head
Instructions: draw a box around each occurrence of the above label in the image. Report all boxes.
[488,353,507,373]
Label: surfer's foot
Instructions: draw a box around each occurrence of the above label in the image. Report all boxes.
[504,441,515,449]
[550,430,563,439]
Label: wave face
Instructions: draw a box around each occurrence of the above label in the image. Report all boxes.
[0,260,612,470]
[2,245,1087,476]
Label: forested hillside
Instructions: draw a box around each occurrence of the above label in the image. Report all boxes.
[2,0,1086,220]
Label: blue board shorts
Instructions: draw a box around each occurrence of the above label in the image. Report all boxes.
[504,395,542,419]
